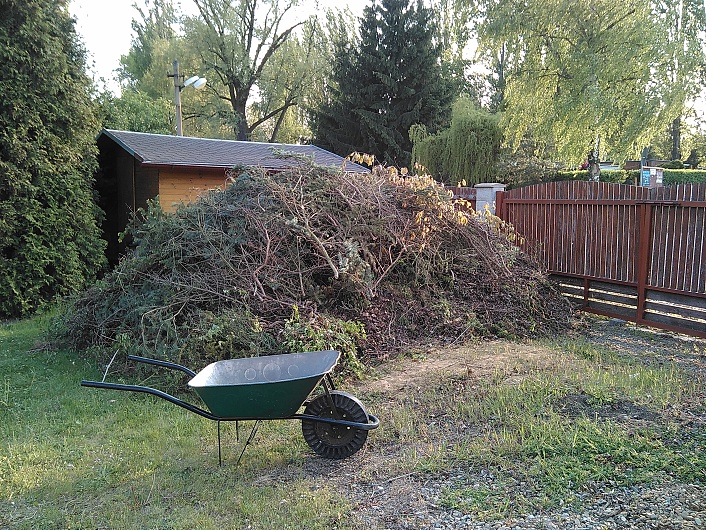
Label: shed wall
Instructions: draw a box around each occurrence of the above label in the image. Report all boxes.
[158,168,229,212]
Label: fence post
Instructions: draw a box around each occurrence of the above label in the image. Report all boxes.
[475,183,506,214]
[635,202,653,325]
[495,190,506,221]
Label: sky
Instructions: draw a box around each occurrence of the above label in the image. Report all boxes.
[69,0,368,94]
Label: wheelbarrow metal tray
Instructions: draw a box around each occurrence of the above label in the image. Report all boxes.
[187,350,340,419]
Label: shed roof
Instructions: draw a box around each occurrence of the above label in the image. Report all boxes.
[98,129,369,173]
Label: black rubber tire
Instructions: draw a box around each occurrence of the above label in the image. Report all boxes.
[301,391,369,459]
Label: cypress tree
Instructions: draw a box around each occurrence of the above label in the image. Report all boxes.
[314,0,454,168]
[0,0,106,317]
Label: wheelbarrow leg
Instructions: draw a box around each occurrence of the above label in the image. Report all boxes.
[326,373,336,391]
[216,420,242,466]
[235,420,261,466]
[217,420,222,466]
[321,377,341,420]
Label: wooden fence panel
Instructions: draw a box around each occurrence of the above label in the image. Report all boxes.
[498,181,706,338]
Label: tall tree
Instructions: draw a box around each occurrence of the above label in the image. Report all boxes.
[183,0,311,140]
[0,0,106,317]
[314,0,454,167]
[477,0,685,173]
[433,0,476,94]
[248,18,323,142]
[117,11,214,136]
[118,0,178,92]
[653,0,706,160]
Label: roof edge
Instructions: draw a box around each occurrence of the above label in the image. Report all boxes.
[98,129,145,163]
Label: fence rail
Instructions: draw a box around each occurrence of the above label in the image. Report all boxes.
[496,181,706,338]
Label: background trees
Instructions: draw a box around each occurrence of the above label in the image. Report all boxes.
[654,0,706,161]
[477,0,675,168]
[100,0,704,174]
[313,0,454,167]
[183,0,315,141]
[476,0,706,173]
[0,0,106,317]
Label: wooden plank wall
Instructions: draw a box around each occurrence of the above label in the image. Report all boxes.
[498,181,706,338]
[158,168,230,212]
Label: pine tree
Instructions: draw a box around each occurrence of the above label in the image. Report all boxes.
[314,0,454,168]
[0,0,106,317]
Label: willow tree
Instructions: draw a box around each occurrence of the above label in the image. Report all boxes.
[411,97,503,185]
[653,0,706,160]
[477,0,682,174]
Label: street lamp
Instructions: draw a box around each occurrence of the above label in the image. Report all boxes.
[167,59,206,136]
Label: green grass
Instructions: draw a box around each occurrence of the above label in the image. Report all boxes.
[374,336,706,519]
[0,316,351,530]
[2,316,705,527]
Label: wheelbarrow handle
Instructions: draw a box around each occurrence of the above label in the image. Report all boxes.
[80,380,219,420]
[127,355,197,377]
[293,413,380,431]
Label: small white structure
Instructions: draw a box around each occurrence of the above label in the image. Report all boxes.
[474,183,506,214]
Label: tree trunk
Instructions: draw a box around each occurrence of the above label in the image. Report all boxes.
[231,89,249,141]
[670,117,681,161]
[588,135,601,182]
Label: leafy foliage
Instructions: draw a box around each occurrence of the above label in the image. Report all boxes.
[0,0,106,318]
[283,306,367,378]
[53,161,571,371]
[117,0,178,90]
[663,169,706,184]
[97,89,174,134]
[476,0,690,166]
[313,0,455,168]
[183,0,315,140]
[411,97,504,185]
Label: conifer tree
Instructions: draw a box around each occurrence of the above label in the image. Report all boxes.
[0,0,106,317]
[314,0,454,168]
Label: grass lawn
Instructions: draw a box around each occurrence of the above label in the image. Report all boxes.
[1,316,350,530]
[2,314,705,528]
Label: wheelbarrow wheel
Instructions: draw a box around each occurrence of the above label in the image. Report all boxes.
[301,391,369,459]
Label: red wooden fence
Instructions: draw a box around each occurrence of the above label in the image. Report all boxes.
[448,185,477,210]
[496,181,706,338]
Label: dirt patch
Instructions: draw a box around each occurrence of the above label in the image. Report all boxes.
[554,393,662,423]
[297,315,706,529]
[358,340,566,395]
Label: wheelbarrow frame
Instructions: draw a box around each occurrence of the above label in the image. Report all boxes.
[81,354,379,464]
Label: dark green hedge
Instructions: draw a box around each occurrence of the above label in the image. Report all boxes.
[554,169,706,185]
[662,170,706,185]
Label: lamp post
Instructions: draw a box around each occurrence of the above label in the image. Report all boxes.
[167,59,206,136]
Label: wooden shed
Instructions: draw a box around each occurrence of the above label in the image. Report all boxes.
[96,129,369,263]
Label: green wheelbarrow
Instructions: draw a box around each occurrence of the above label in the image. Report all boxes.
[81,350,379,464]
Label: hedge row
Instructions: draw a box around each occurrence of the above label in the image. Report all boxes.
[555,169,706,185]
